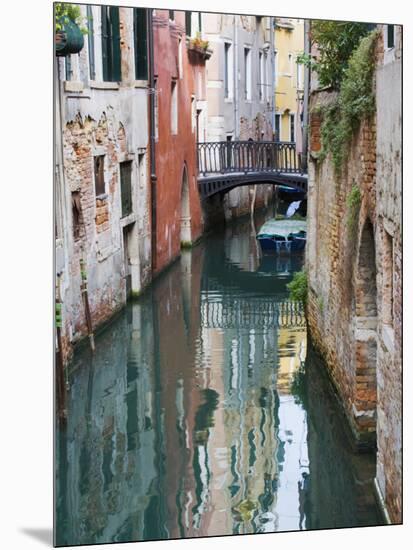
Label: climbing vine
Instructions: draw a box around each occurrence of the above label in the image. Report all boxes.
[317,30,379,173]
[55,3,89,34]
[346,183,362,231]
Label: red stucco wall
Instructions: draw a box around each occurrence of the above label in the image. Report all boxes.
[153,11,204,274]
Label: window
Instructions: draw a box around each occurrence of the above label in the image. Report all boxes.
[191,96,196,134]
[134,8,148,80]
[244,47,252,100]
[171,79,178,134]
[274,50,278,85]
[224,43,230,98]
[169,10,174,20]
[86,5,95,80]
[297,59,304,90]
[101,6,121,82]
[154,78,159,141]
[226,135,232,169]
[259,51,264,101]
[185,11,192,36]
[65,55,72,81]
[120,161,133,218]
[387,25,395,49]
[94,155,105,196]
[71,191,82,239]
[198,12,202,33]
[264,51,268,101]
[275,114,281,141]
[290,113,295,142]
[178,38,183,78]
[287,53,293,75]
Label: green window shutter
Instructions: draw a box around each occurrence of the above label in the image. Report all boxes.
[134,8,148,80]
[101,6,110,81]
[185,12,192,36]
[110,6,121,82]
[87,5,95,80]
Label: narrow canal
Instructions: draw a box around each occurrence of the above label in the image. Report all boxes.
[56,209,383,546]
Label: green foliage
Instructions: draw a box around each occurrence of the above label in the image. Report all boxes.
[287,270,308,305]
[318,30,379,172]
[190,31,210,51]
[297,21,371,89]
[346,183,361,230]
[317,295,324,313]
[55,3,88,34]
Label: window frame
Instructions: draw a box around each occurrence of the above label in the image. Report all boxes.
[244,46,252,101]
[120,160,133,218]
[224,42,233,100]
[171,79,178,135]
[94,155,106,197]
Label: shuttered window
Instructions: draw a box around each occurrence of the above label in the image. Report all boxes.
[185,12,192,36]
[94,155,105,196]
[87,5,95,80]
[134,8,148,80]
[120,161,133,218]
[101,6,121,82]
[387,25,395,49]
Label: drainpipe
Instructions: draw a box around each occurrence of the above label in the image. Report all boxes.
[148,8,157,272]
[302,19,310,172]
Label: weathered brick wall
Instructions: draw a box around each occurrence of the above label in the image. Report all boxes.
[306,27,401,523]
[62,113,127,345]
[56,7,152,363]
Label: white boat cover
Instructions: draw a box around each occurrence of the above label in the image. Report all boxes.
[257,219,307,240]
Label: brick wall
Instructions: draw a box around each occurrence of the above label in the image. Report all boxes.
[306,27,401,523]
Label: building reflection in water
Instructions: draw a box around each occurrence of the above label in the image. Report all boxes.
[56,215,382,547]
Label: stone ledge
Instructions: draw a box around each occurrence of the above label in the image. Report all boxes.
[89,80,120,91]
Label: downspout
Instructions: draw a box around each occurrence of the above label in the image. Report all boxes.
[302,19,310,172]
[148,8,157,273]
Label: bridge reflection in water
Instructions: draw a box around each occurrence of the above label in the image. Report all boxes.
[55,213,383,547]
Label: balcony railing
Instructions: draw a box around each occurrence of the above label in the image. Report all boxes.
[197,141,303,177]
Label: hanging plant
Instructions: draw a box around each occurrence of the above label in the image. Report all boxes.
[55,3,87,56]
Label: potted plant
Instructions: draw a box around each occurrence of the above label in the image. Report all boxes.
[55,3,87,56]
[189,31,212,59]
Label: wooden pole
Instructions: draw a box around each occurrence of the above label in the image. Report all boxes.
[80,257,95,353]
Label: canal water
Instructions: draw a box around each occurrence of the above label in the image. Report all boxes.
[55,210,383,546]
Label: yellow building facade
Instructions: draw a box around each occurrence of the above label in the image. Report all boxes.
[274,18,304,148]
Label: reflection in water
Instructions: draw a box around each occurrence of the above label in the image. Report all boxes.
[55,212,383,546]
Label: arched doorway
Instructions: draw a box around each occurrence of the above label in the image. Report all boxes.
[354,218,377,440]
[180,164,192,246]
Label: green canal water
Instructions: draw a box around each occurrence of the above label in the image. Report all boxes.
[55,211,384,546]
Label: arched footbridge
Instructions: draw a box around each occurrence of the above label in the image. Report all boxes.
[197,140,308,200]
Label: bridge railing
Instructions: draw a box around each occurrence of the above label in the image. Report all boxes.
[197,141,303,177]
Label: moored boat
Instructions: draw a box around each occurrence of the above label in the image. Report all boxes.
[256,219,307,253]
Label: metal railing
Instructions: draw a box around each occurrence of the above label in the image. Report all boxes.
[197,141,303,177]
